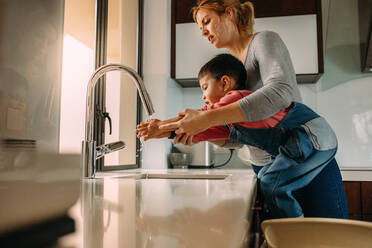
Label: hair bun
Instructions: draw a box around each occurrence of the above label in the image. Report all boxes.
[240,1,255,33]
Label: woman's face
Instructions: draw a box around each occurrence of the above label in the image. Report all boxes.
[196,8,235,49]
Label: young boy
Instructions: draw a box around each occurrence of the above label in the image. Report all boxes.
[137,54,339,219]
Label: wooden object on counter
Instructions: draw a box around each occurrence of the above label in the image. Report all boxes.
[261,217,372,248]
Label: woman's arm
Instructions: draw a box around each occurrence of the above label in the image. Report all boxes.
[160,91,250,137]
[238,31,301,121]
[160,103,245,137]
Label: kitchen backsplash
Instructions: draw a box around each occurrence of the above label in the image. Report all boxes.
[319,0,372,169]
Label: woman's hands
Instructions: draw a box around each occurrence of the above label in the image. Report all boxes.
[159,109,212,145]
[160,109,209,135]
[136,119,171,141]
[136,116,183,141]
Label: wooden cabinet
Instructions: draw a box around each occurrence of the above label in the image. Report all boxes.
[343,181,362,220]
[343,181,372,221]
[362,182,372,220]
[171,0,324,87]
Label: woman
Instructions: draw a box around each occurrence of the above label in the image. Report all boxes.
[159,0,348,219]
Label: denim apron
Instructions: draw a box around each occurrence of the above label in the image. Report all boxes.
[229,102,338,218]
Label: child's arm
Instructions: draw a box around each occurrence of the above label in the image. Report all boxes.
[137,115,231,146]
[171,126,230,146]
[140,93,243,142]
[191,126,230,143]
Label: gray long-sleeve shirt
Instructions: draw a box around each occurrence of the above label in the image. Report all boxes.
[238,30,302,121]
[233,31,302,165]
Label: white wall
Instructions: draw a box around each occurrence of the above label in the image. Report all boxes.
[59,0,95,154]
[60,35,94,154]
[318,77,372,169]
[141,0,183,169]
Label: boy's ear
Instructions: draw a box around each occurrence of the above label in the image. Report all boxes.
[220,75,232,92]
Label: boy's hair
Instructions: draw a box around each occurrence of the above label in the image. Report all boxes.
[198,53,247,90]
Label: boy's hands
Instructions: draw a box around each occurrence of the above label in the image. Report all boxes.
[136,119,171,141]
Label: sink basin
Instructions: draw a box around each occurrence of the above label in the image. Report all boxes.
[97,172,230,180]
[140,173,229,180]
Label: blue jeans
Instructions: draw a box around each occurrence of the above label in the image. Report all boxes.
[252,158,348,219]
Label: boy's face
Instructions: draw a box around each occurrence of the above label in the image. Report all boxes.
[199,74,226,105]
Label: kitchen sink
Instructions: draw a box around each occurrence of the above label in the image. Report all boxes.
[95,172,230,180]
[139,173,229,180]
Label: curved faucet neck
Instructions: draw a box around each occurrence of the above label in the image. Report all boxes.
[84,64,155,142]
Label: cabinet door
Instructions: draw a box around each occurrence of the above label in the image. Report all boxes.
[362,182,372,219]
[343,181,361,220]
[175,23,227,79]
[171,0,323,87]
[254,15,318,75]
[175,15,318,77]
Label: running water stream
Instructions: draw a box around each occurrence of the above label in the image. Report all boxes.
[136,114,153,156]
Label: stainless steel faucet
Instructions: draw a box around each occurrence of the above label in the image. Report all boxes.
[82,64,155,178]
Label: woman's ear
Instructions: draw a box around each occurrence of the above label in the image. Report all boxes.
[225,7,234,19]
[220,75,232,92]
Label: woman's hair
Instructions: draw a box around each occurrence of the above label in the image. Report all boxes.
[198,53,247,90]
[191,0,255,35]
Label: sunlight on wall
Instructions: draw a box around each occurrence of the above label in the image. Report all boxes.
[59,35,94,154]
[59,35,121,165]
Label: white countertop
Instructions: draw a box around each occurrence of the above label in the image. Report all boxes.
[2,149,371,247]
[59,169,257,248]
[341,170,372,181]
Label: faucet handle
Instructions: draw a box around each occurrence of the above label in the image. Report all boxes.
[95,107,113,135]
[103,112,112,135]
[96,141,126,159]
